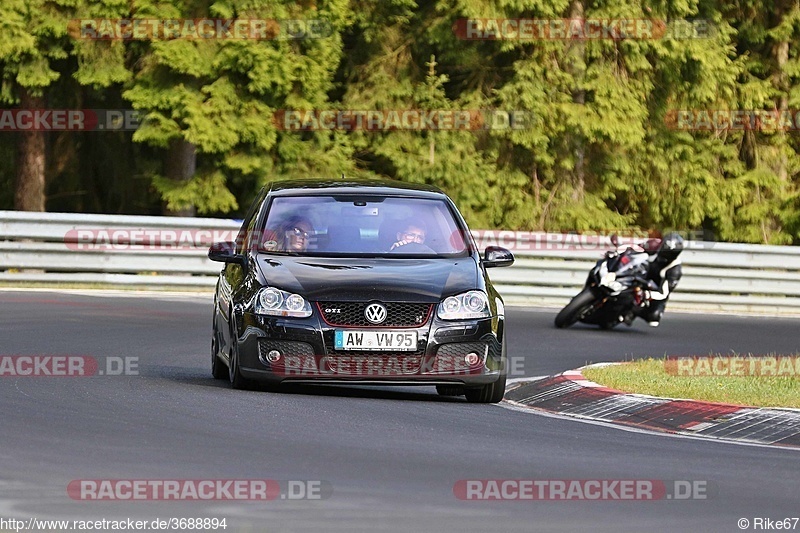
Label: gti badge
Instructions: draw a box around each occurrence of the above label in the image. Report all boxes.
[364,303,388,324]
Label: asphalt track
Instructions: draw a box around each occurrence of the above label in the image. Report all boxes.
[1,289,798,533]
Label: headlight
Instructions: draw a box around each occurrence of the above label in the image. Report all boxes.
[437,290,490,320]
[255,288,312,317]
[259,288,283,309]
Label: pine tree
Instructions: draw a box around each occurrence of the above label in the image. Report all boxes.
[123,0,351,215]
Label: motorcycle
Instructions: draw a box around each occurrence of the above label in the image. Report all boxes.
[554,236,658,329]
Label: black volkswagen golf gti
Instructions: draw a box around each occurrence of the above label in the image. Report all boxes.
[208,179,514,403]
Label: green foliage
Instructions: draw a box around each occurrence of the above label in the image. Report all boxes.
[152,170,238,214]
[0,0,71,98]
[122,0,350,214]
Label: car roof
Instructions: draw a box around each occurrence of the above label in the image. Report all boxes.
[265,178,448,199]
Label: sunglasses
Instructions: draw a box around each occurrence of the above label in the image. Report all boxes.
[288,227,312,238]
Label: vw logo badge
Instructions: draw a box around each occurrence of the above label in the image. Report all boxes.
[364,303,388,324]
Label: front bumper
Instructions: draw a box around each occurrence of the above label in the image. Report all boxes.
[234,310,504,386]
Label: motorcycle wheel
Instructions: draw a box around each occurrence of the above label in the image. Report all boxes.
[554,289,596,329]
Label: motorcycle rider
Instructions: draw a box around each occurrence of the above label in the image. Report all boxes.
[633,232,684,327]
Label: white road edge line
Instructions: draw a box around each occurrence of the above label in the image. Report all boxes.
[500,380,800,452]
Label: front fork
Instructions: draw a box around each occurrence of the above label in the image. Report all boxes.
[628,287,656,324]
[634,286,644,306]
[633,286,653,307]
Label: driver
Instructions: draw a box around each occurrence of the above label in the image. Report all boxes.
[390,222,426,251]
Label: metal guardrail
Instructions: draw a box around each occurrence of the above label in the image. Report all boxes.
[2,211,800,314]
[474,233,800,314]
[0,211,238,288]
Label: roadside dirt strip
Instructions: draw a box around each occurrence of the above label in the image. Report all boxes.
[504,367,800,449]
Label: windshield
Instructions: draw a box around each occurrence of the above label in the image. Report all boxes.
[258,195,470,257]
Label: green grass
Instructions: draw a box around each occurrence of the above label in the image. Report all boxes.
[582,356,800,409]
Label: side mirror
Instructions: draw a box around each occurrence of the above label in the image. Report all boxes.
[208,241,246,266]
[483,246,514,268]
[610,234,619,247]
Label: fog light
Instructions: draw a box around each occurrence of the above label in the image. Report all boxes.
[266,350,282,363]
[465,352,480,366]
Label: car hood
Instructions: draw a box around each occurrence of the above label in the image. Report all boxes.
[256,255,479,302]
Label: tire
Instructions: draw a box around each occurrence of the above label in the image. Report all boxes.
[554,289,597,329]
[211,334,227,380]
[464,343,507,404]
[228,325,254,390]
[436,385,464,397]
[464,373,506,404]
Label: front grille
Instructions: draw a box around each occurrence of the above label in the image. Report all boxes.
[323,354,423,375]
[318,302,432,328]
[258,339,315,360]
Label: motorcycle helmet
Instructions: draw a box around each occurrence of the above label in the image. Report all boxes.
[655,232,684,263]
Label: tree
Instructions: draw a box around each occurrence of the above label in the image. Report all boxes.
[123,0,351,216]
[0,0,129,211]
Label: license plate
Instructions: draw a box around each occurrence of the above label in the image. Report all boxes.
[334,330,418,351]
